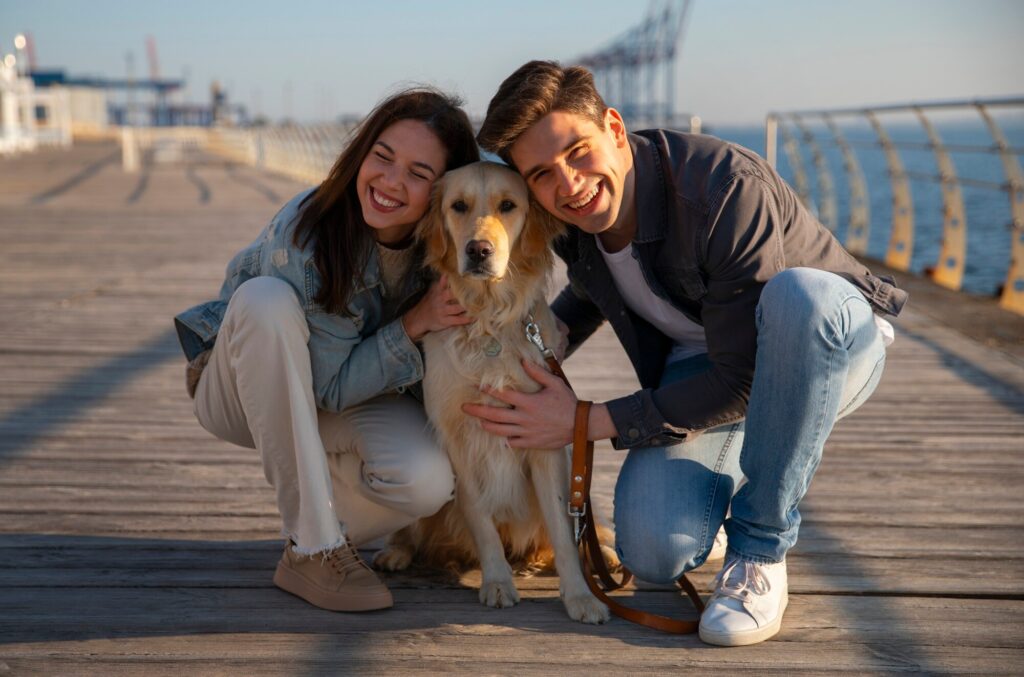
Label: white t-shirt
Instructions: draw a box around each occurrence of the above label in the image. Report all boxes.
[596,238,708,364]
[875,315,896,346]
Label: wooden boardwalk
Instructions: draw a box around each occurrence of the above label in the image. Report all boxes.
[1,141,1022,675]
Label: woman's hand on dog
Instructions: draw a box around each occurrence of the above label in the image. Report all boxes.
[462,359,617,450]
[402,274,473,341]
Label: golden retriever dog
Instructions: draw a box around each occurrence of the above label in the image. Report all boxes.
[373,161,610,624]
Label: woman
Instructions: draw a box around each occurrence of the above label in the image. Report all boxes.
[173,89,479,612]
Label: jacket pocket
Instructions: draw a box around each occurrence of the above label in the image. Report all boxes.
[302,258,324,313]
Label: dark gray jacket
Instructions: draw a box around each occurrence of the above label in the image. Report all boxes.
[551,130,907,449]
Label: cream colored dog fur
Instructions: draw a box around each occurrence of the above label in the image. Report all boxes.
[373,161,610,624]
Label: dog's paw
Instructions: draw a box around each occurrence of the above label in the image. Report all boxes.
[600,544,622,572]
[372,545,413,572]
[563,593,610,624]
[479,578,520,608]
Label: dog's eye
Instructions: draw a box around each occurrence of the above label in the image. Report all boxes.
[499,200,516,213]
[451,200,468,213]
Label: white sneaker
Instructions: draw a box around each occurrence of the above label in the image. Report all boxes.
[699,557,788,646]
[706,526,728,562]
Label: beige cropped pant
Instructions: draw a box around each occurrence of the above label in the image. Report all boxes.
[193,276,454,554]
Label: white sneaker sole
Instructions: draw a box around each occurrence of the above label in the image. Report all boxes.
[699,594,788,647]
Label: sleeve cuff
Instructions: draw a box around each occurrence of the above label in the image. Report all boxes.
[605,390,692,450]
[377,317,424,389]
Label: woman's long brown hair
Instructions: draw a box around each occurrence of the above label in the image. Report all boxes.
[293,88,479,315]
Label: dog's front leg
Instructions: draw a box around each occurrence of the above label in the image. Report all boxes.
[455,477,519,608]
[529,449,610,624]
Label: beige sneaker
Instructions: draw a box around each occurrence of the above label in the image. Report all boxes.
[273,541,394,612]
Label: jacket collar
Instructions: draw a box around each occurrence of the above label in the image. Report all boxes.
[359,243,382,291]
[629,132,670,245]
[570,132,672,261]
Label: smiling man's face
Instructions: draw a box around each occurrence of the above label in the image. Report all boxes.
[508,108,634,240]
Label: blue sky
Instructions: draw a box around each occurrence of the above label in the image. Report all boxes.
[2,0,1021,125]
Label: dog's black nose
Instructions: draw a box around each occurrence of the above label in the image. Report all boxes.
[465,239,495,264]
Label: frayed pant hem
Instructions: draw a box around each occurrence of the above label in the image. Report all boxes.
[282,531,348,557]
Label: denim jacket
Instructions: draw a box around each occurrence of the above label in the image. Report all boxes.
[174,188,431,412]
[552,130,908,449]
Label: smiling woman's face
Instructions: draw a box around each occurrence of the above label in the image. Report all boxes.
[355,119,447,244]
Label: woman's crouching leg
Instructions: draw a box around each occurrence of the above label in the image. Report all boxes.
[194,276,345,554]
[321,394,455,547]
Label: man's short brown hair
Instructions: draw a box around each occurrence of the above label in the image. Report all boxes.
[477,60,608,167]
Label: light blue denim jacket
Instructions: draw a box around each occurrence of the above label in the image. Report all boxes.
[173,188,431,412]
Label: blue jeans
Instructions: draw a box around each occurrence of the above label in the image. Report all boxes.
[613,268,887,582]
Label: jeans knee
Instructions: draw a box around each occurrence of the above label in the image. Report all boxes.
[228,277,305,337]
[614,506,705,583]
[758,268,861,337]
[760,268,829,316]
[617,532,703,584]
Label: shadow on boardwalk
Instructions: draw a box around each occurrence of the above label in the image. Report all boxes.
[0,330,180,468]
[0,531,965,673]
[1,534,699,645]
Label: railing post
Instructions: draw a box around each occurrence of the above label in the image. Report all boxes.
[793,115,837,231]
[975,103,1024,314]
[779,119,815,214]
[866,111,914,271]
[765,114,777,168]
[914,107,967,291]
[823,114,870,255]
[121,126,139,172]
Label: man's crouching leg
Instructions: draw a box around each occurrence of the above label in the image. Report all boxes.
[702,268,888,646]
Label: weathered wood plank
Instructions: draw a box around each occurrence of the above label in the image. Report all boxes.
[0,598,1021,674]
[0,550,1019,597]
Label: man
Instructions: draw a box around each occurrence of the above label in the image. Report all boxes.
[464,60,906,646]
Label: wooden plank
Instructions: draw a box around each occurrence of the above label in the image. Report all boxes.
[0,596,1021,674]
[0,547,1019,597]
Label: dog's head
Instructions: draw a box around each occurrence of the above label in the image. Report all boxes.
[419,161,563,282]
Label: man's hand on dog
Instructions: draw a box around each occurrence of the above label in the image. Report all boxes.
[463,359,617,449]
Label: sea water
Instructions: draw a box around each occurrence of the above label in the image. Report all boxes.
[700,114,1024,297]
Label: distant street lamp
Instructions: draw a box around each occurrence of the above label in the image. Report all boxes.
[13,34,26,76]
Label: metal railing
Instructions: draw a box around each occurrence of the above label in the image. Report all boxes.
[118,123,358,183]
[765,97,1024,315]
[207,124,359,185]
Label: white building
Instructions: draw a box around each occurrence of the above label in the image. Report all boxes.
[0,53,73,156]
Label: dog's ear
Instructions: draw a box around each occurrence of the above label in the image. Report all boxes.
[417,177,449,267]
[518,197,566,260]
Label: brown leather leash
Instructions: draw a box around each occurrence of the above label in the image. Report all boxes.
[526,317,704,633]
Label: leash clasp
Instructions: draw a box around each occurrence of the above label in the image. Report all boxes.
[568,502,587,544]
[525,315,555,359]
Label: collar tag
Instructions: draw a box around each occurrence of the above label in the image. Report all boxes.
[483,337,503,357]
